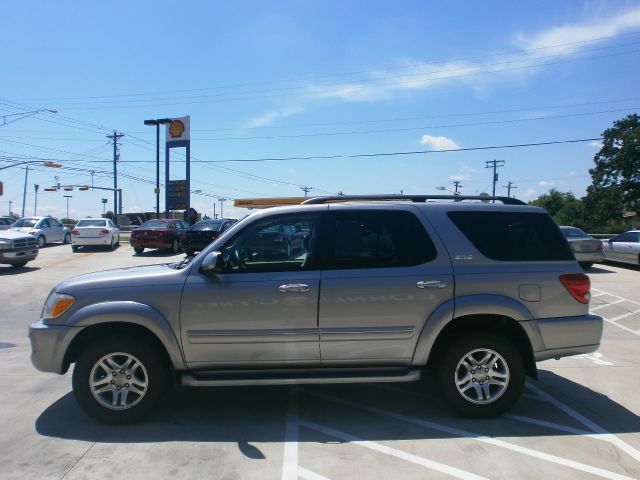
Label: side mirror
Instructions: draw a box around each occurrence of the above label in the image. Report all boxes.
[200,251,222,274]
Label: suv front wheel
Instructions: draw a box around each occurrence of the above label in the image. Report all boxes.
[435,334,524,418]
[72,336,167,424]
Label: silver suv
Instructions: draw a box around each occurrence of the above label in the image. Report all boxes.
[29,195,603,423]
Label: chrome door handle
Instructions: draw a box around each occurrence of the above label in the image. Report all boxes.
[278,284,310,293]
[417,280,447,289]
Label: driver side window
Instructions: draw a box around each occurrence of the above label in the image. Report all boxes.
[221,215,319,273]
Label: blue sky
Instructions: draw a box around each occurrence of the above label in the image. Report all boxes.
[1,0,639,220]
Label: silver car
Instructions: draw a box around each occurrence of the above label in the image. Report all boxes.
[29,195,603,424]
[11,216,71,247]
[559,226,604,269]
[603,230,640,266]
[0,216,15,231]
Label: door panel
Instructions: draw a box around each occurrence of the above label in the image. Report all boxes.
[180,271,321,367]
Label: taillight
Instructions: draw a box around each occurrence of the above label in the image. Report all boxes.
[71,230,80,236]
[99,229,109,235]
[559,273,591,304]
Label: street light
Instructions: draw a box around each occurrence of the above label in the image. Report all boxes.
[34,184,39,215]
[1,109,57,127]
[4,161,64,217]
[63,195,72,221]
[144,118,172,218]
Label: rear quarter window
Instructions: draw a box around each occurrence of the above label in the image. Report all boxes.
[447,211,574,261]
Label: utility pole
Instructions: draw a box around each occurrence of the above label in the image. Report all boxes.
[34,184,39,215]
[8,200,13,216]
[21,165,29,217]
[485,160,505,201]
[503,181,517,198]
[219,198,226,218]
[107,131,124,219]
[63,195,72,221]
[452,181,462,195]
[301,186,312,197]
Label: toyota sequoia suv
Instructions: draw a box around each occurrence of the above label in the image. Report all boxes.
[29,195,603,423]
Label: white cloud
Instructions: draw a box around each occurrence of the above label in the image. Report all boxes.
[420,135,460,151]
[244,106,303,128]
[449,174,471,181]
[521,188,538,199]
[538,180,555,187]
[588,140,603,149]
[303,7,640,103]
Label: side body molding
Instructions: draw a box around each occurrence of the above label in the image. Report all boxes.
[67,301,186,370]
[412,294,540,366]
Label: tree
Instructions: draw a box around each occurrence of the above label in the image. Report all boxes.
[590,114,640,212]
[529,189,583,226]
[581,185,627,233]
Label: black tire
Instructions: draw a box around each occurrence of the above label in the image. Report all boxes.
[72,335,168,424]
[579,262,594,269]
[435,334,524,418]
[63,232,71,244]
[11,261,28,268]
[72,245,79,252]
[134,247,144,255]
[170,239,179,254]
[37,235,46,248]
[109,235,116,251]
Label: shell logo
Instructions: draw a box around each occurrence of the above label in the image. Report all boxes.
[169,119,186,138]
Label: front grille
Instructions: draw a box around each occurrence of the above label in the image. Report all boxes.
[12,238,37,249]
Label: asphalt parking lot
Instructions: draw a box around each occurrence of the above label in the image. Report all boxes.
[1,245,639,479]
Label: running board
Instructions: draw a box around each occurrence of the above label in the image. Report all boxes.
[180,367,421,387]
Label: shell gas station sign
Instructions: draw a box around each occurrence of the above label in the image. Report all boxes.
[166,116,190,142]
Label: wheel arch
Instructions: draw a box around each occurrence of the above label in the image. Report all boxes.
[62,301,186,373]
[412,295,538,379]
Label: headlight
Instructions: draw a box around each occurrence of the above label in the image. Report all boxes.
[0,240,10,250]
[43,293,76,319]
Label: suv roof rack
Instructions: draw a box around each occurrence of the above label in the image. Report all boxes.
[301,194,526,206]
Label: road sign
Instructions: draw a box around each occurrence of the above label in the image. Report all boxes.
[167,180,187,210]
[101,198,108,204]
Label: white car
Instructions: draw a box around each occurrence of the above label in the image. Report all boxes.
[11,216,71,247]
[71,218,120,252]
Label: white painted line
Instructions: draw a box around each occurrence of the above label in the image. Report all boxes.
[592,292,605,297]
[526,382,640,464]
[302,389,637,480]
[608,308,640,322]
[592,289,640,308]
[601,317,640,337]
[505,413,594,436]
[298,466,332,480]
[591,299,626,312]
[282,386,299,480]
[300,419,488,480]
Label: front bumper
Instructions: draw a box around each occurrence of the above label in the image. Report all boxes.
[533,314,603,361]
[29,320,81,374]
[0,247,38,265]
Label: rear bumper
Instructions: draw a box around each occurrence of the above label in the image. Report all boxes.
[533,314,603,361]
[130,238,171,249]
[72,236,112,246]
[574,251,605,263]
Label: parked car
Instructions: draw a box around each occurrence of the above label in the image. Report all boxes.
[602,230,640,266]
[71,218,120,252]
[0,216,15,230]
[11,216,71,247]
[29,195,602,424]
[559,226,604,269]
[182,218,238,256]
[129,218,189,254]
[0,229,38,267]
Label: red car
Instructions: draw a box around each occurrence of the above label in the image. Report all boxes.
[129,219,189,254]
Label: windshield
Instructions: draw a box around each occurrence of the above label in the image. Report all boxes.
[77,219,106,227]
[140,220,169,229]
[561,227,590,239]
[13,218,37,228]
[191,221,224,232]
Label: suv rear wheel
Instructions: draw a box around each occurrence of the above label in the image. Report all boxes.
[72,336,168,424]
[435,334,524,418]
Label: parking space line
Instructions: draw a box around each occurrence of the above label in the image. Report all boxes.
[591,299,627,311]
[282,386,299,480]
[303,389,637,480]
[526,382,640,463]
[601,317,640,336]
[608,308,640,322]
[592,289,640,308]
[505,413,595,436]
[298,466,332,480]
[300,420,488,480]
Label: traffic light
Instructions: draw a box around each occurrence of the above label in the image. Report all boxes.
[64,186,73,191]
[44,187,57,192]
[79,185,89,191]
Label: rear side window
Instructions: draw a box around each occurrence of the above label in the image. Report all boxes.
[447,211,574,261]
[324,211,437,269]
